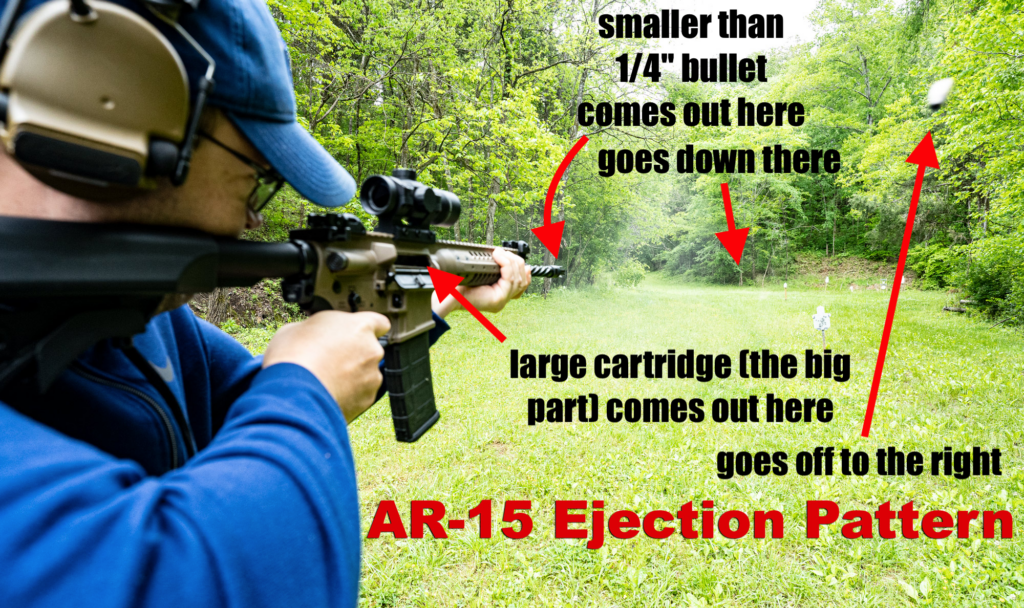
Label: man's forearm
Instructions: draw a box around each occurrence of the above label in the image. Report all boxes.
[0,364,361,608]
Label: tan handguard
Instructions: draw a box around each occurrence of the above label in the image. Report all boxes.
[281,166,563,443]
[282,212,563,443]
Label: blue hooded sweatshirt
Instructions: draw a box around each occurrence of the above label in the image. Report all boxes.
[0,305,448,607]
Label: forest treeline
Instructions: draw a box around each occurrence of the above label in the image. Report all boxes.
[253,0,1023,325]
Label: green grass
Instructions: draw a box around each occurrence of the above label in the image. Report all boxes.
[235,274,1024,607]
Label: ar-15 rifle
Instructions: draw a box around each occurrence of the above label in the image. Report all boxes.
[0,168,564,442]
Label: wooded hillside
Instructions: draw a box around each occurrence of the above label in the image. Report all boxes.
[257,0,1022,325]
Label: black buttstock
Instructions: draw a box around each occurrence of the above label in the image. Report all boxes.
[0,218,312,395]
[382,332,439,442]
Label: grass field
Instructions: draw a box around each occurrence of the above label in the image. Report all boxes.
[237,274,1024,607]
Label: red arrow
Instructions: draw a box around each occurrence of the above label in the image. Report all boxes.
[862,132,939,438]
[428,267,506,342]
[532,135,589,258]
[714,183,750,265]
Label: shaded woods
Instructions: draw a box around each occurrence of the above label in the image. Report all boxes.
[234,0,1020,325]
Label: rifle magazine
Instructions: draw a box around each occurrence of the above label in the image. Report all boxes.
[383,332,439,442]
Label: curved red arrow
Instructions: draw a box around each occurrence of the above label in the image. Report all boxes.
[715,183,750,265]
[861,132,939,437]
[428,267,506,342]
[532,135,589,258]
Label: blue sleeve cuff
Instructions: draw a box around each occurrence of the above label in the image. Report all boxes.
[427,311,451,346]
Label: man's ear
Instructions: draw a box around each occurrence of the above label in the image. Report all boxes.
[0,1,191,197]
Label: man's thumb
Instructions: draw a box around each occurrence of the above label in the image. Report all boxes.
[358,311,391,338]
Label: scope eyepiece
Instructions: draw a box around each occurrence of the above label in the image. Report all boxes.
[359,169,460,229]
[360,175,400,216]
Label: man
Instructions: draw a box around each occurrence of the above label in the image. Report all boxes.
[0,0,528,605]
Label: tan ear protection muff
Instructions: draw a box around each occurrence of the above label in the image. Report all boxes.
[0,0,213,200]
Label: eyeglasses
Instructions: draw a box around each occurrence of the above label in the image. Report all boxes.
[198,131,286,212]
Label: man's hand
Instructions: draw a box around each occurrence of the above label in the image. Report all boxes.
[431,248,531,318]
[263,311,390,423]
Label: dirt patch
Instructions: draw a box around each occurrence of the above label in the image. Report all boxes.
[793,254,918,288]
[190,279,304,328]
[487,440,511,457]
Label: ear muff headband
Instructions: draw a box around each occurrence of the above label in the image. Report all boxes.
[0,0,213,197]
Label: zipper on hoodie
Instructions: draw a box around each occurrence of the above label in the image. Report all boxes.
[70,361,180,470]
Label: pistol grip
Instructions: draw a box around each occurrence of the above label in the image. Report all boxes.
[383,332,439,442]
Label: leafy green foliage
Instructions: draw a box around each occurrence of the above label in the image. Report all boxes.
[640,0,1024,328]
[907,243,960,289]
[961,236,1024,325]
[260,0,1022,323]
[612,259,646,288]
[262,0,657,289]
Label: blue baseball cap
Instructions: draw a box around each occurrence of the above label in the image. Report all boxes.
[4,0,357,207]
[174,0,356,207]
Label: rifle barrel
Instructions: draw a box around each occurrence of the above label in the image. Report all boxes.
[528,265,565,278]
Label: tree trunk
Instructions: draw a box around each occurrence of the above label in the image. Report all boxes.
[543,66,590,297]
[206,288,231,327]
[832,206,836,258]
[966,198,972,243]
[860,49,874,127]
[466,175,474,242]
[485,177,499,245]
[443,157,460,240]
[466,176,474,241]
[752,234,758,279]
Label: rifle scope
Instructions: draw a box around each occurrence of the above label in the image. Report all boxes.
[360,168,460,228]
